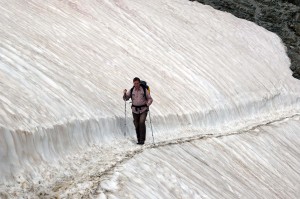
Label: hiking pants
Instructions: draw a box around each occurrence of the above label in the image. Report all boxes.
[132,111,148,143]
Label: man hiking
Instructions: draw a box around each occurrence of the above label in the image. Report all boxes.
[123,77,153,145]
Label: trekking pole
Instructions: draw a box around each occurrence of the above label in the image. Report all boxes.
[149,109,155,145]
[124,100,127,137]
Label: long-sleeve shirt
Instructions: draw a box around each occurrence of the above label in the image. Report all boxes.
[123,86,153,114]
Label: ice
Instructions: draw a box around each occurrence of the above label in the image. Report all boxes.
[0,0,299,197]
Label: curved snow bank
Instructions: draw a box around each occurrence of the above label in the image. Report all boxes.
[0,0,299,183]
[99,116,300,199]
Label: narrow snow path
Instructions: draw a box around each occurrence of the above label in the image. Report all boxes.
[95,115,300,199]
[3,114,298,198]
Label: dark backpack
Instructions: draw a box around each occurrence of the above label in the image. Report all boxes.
[130,80,150,100]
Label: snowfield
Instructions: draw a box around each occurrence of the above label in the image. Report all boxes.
[98,116,300,199]
[0,0,299,198]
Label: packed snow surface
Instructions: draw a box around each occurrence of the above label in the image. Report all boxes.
[99,116,300,199]
[0,0,299,198]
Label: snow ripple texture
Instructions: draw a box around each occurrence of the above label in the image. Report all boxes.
[0,0,299,197]
[99,117,300,199]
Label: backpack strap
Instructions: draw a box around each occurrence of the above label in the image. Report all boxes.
[130,87,134,99]
[141,84,147,100]
[130,85,147,100]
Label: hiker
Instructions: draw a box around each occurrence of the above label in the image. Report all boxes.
[123,77,153,145]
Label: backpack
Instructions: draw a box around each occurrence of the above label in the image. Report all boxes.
[130,80,150,100]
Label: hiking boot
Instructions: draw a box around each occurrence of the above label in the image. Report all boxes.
[137,141,144,145]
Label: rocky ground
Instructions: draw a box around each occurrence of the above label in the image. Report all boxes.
[191,0,300,79]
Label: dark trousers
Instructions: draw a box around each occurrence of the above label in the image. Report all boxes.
[132,111,148,143]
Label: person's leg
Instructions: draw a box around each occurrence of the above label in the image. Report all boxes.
[139,111,148,143]
[132,112,140,142]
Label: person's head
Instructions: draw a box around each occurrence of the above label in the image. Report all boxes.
[133,77,140,89]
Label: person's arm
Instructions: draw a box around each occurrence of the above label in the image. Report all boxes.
[146,90,153,106]
[123,89,131,101]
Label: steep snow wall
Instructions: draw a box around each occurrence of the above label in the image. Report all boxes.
[0,0,299,183]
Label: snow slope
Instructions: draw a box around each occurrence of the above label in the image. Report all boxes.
[0,0,299,197]
[98,116,300,199]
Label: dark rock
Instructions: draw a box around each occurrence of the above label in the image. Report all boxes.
[290,64,296,71]
[293,71,300,79]
[295,23,300,36]
[287,0,300,6]
[295,13,300,22]
[289,51,300,74]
